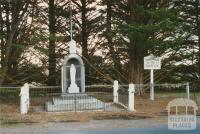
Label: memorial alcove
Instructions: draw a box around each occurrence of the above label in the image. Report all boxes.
[61,53,85,93]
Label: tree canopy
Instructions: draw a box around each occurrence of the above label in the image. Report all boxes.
[0,0,199,86]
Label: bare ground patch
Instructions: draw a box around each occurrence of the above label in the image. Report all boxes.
[1,96,199,126]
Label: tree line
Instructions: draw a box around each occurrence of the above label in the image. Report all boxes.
[0,0,199,86]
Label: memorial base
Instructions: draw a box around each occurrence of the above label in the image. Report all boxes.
[68,84,79,93]
[46,94,105,112]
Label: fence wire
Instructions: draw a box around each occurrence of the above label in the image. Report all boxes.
[28,86,126,112]
[0,82,199,114]
[118,85,128,108]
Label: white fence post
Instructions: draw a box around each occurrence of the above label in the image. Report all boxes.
[113,80,119,103]
[19,83,29,114]
[186,82,190,99]
[128,83,135,111]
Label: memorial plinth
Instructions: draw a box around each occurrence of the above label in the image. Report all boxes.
[46,94,105,112]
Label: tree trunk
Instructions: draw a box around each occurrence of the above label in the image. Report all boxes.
[128,34,144,84]
[196,0,200,79]
[127,0,144,85]
[81,0,89,84]
[48,0,56,86]
[106,0,121,81]
[106,0,113,58]
[0,2,4,68]
[0,1,15,85]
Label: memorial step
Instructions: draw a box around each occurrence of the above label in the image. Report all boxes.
[53,95,100,105]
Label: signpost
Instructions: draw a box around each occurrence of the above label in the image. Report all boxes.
[144,54,161,100]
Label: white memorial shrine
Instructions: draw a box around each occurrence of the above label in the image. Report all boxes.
[45,38,105,111]
[61,39,85,93]
[45,5,106,111]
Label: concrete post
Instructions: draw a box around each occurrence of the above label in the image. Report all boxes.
[128,83,135,111]
[19,83,29,114]
[186,82,190,99]
[113,80,119,103]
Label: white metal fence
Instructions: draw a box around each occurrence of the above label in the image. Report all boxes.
[1,81,199,115]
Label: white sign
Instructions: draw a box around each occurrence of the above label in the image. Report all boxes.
[144,54,161,70]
